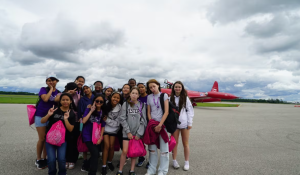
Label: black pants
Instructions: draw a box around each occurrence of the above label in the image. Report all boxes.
[85,141,99,175]
[66,122,80,163]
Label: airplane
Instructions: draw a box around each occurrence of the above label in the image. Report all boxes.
[161,79,238,106]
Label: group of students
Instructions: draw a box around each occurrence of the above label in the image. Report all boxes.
[34,73,194,175]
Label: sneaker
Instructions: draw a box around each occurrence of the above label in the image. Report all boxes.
[145,162,150,169]
[116,172,123,175]
[101,167,107,175]
[35,159,46,169]
[129,171,136,175]
[183,164,189,171]
[68,163,75,170]
[78,153,83,160]
[173,160,180,169]
[66,162,69,169]
[107,162,115,171]
[43,159,48,167]
[81,160,89,172]
[136,157,146,167]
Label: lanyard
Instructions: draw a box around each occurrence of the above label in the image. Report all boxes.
[135,101,143,115]
[153,94,160,109]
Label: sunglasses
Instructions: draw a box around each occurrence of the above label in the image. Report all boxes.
[95,100,104,104]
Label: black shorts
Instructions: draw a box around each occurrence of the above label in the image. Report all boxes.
[103,133,118,137]
[123,138,130,141]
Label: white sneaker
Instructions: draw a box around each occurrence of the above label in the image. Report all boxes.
[173,160,180,169]
[183,164,189,171]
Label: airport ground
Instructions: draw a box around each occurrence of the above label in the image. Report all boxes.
[0,103,300,175]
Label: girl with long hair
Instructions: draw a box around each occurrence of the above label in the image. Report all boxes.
[101,92,122,175]
[170,81,194,171]
[41,93,76,175]
[146,79,169,175]
[82,94,106,175]
[74,76,85,97]
[55,82,81,169]
[117,87,147,175]
[35,73,60,169]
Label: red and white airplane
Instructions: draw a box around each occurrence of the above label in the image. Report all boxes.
[161,79,238,106]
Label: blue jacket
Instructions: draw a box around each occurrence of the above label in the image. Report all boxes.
[78,94,95,119]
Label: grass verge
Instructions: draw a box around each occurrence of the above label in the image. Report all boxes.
[0,95,38,104]
[196,103,240,107]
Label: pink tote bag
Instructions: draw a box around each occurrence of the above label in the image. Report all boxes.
[92,122,102,144]
[169,135,176,152]
[27,105,36,125]
[77,134,88,152]
[46,120,66,146]
[127,136,146,158]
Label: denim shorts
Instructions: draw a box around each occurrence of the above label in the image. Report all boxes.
[35,116,47,127]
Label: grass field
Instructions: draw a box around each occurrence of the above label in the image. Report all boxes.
[0,95,38,104]
[196,103,240,107]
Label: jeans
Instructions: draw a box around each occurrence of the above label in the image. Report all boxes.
[46,142,67,175]
[147,129,169,175]
[85,141,100,175]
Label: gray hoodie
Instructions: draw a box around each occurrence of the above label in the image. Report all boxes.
[119,101,147,138]
[104,104,121,134]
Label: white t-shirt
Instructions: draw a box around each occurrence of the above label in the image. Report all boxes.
[147,92,168,122]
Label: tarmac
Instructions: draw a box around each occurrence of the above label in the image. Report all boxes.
[0,103,300,175]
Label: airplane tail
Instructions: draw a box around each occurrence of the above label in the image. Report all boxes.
[211,81,219,92]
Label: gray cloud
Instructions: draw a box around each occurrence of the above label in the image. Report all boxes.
[14,17,124,64]
[207,0,300,24]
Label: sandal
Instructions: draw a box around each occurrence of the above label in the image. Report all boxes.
[65,162,69,169]
[69,163,75,169]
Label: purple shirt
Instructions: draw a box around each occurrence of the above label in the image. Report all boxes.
[82,108,106,143]
[138,95,148,105]
[35,87,59,117]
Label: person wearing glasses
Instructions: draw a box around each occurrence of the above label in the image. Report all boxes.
[82,94,107,175]
[78,85,95,172]
[93,81,104,96]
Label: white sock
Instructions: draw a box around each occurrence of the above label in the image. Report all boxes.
[102,165,106,167]
[173,160,177,163]
[185,161,189,165]
[118,170,122,173]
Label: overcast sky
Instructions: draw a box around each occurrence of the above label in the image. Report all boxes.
[1,0,300,101]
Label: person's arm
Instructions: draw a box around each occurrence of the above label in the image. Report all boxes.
[41,105,57,123]
[64,110,74,132]
[154,94,169,133]
[97,126,105,145]
[186,97,194,129]
[82,102,96,124]
[54,93,61,103]
[104,113,120,127]
[136,104,147,139]
[147,96,152,120]
[40,86,54,102]
[119,102,132,139]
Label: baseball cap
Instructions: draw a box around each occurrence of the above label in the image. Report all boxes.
[46,72,59,81]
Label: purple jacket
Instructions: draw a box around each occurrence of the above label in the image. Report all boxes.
[82,108,106,143]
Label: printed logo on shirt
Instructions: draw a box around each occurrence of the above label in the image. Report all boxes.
[89,115,101,124]
[53,114,64,120]
[128,109,139,114]
[49,95,56,101]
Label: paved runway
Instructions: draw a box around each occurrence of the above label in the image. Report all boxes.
[0,103,300,175]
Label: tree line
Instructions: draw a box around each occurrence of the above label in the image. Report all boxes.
[0,91,37,95]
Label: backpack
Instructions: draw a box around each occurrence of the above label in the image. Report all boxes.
[46,120,66,146]
[160,93,181,134]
